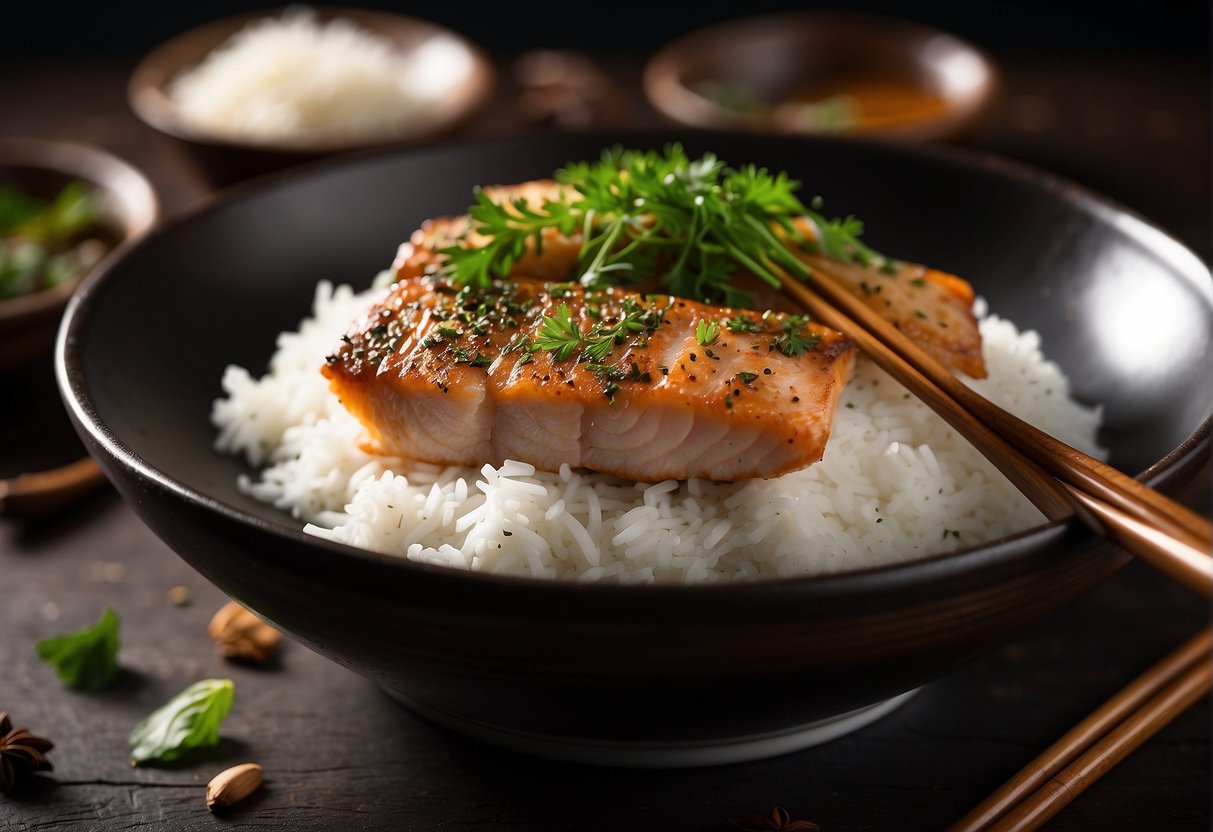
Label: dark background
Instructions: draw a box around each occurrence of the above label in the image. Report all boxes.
[8,0,1210,56]
[1,3,1209,830]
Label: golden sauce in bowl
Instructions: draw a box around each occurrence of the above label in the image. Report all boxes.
[775,76,951,133]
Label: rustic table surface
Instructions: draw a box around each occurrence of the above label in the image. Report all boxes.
[1,49,1209,831]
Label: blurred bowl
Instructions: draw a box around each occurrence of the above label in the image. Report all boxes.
[644,12,998,141]
[58,132,1211,766]
[0,138,156,517]
[128,7,495,187]
[0,138,158,373]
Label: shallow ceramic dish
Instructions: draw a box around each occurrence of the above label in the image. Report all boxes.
[0,138,158,370]
[645,12,997,141]
[0,138,157,517]
[128,6,495,187]
[57,132,1212,766]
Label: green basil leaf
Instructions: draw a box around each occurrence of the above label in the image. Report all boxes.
[35,607,120,691]
[129,679,235,766]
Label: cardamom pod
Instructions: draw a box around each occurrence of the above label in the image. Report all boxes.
[206,762,263,810]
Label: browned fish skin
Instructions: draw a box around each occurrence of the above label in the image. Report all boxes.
[393,180,986,378]
[323,276,855,482]
[791,216,986,378]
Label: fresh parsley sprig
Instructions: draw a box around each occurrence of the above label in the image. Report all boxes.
[442,189,580,291]
[773,315,822,357]
[805,196,896,272]
[533,303,582,360]
[532,298,660,364]
[439,145,883,308]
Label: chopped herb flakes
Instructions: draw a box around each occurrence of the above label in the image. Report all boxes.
[772,315,821,357]
[726,314,760,333]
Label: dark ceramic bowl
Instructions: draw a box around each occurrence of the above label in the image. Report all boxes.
[0,139,157,517]
[128,7,495,188]
[645,12,998,141]
[57,133,1212,766]
[0,138,158,371]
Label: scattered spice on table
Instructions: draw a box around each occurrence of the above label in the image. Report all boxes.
[0,713,54,795]
[729,806,823,832]
[208,601,280,664]
[206,762,264,811]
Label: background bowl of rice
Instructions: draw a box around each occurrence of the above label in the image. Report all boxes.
[128,6,495,187]
[57,132,1212,766]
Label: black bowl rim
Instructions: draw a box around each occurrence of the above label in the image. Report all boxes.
[57,129,1212,603]
[126,5,497,155]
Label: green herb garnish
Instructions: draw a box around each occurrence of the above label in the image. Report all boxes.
[773,315,822,357]
[439,145,880,307]
[532,295,661,365]
[35,608,120,692]
[695,318,720,346]
[129,679,234,766]
[726,314,760,333]
[533,303,582,360]
[1,181,103,301]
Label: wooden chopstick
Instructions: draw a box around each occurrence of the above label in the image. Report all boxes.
[946,629,1213,831]
[789,258,1212,550]
[776,267,1213,595]
[774,259,1212,829]
[986,655,1211,831]
[0,457,107,518]
[783,277,1075,522]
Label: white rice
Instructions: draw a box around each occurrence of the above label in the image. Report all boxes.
[169,7,471,144]
[211,281,1104,584]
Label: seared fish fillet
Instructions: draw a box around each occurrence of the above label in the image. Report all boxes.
[791,216,986,379]
[323,276,855,482]
[393,180,986,378]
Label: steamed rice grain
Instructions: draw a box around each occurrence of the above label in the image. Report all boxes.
[211,282,1104,583]
[169,9,469,144]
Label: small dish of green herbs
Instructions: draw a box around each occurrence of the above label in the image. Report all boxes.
[0,181,108,302]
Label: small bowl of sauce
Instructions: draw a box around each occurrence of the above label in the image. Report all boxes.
[644,12,998,141]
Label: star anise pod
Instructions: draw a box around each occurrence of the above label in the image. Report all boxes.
[0,713,54,795]
[730,806,822,832]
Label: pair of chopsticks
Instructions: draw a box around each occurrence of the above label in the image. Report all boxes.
[948,629,1211,831]
[777,264,1212,591]
[773,258,1212,830]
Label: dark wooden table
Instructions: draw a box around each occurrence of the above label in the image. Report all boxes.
[2,51,1209,831]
